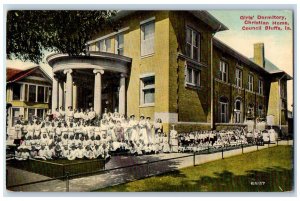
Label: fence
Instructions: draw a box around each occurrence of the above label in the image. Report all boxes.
[6,139,293,192]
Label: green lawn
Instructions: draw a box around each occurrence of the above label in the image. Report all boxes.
[96,146,293,192]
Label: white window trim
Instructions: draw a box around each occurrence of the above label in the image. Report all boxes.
[220,60,228,82]
[98,38,112,53]
[258,79,263,95]
[141,20,155,57]
[12,83,22,101]
[248,74,254,92]
[186,66,201,87]
[219,101,228,123]
[235,68,243,88]
[140,75,155,107]
[186,26,201,62]
[115,34,124,55]
[11,107,21,126]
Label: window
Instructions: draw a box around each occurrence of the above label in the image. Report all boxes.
[219,61,228,82]
[186,66,201,87]
[234,99,242,123]
[28,108,35,121]
[186,27,200,61]
[98,38,112,53]
[236,68,243,88]
[219,97,228,123]
[140,76,155,105]
[12,108,20,126]
[37,86,45,103]
[24,84,28,101]
[37,109,44,119]
[44,87,49,103]
[248,74,254,92]
[141,21,155,56]
[115,34,124,55]
[29,85,36,102]
[258,79,263,95]
[12,83,21,100]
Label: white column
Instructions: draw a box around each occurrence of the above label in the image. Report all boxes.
[64,69,73,109]
[118,74,126,115]
[73,83,77,109]
[93,69,104,115]
[58,81,64,109]
[51,75,58,112]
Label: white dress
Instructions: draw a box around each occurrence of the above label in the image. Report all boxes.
[139,120,148,145]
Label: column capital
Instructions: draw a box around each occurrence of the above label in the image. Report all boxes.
[63,69,73,74]
[93,69,104,75]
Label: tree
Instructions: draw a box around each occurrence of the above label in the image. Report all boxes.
[7,10,117,64]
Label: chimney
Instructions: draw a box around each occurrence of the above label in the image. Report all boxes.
[253,43,265,68]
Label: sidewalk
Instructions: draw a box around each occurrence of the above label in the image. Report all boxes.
[6,140,293,192]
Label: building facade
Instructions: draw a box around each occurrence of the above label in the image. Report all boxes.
[6,66,52,130]
[47,11,291,133]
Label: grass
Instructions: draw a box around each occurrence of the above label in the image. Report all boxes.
[95,146,293,192]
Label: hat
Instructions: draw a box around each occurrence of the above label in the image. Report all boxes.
[140,114,145,118]
[130,114,135,118]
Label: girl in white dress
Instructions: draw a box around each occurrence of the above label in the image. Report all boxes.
[162,133,170,153]
[139,115,148,145]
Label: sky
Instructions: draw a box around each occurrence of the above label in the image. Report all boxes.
[6,10,294,111]
[209,10,293,111]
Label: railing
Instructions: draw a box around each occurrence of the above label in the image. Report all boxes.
[6,138,293,192]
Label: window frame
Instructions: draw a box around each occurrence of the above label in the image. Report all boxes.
[98,38,112,53]
[12,83,22,101]
[219,99,228,123]
[234,99,243,123]
[258,79,263,95]
[186,26,201,62]
[235,68,243,88]
[140,75,155,106]
[186,66,201,87]
[11,107,20,126]
[248,74,254,92]
[140,20,155,57]
[219,60,228,82]
[115,34,124,56]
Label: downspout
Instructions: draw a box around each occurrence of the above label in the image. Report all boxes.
[278,74,286,130]
[211,25,222,130]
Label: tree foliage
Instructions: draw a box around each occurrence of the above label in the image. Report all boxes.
[7,10,117,63]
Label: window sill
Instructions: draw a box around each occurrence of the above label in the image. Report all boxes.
[139,103,155,108]
[185,83,201,90]
[178,53,207,68]
[141,53,154,59]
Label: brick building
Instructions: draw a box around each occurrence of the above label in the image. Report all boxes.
[47,11,292,133]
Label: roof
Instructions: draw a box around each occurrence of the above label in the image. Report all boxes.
[6,66,52,83]
[249,58,293,80]
[213,38,270,75]
[114,10,228,32]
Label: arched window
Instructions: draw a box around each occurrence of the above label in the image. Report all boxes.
[234,99,243,123]
[219,97,228,123]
